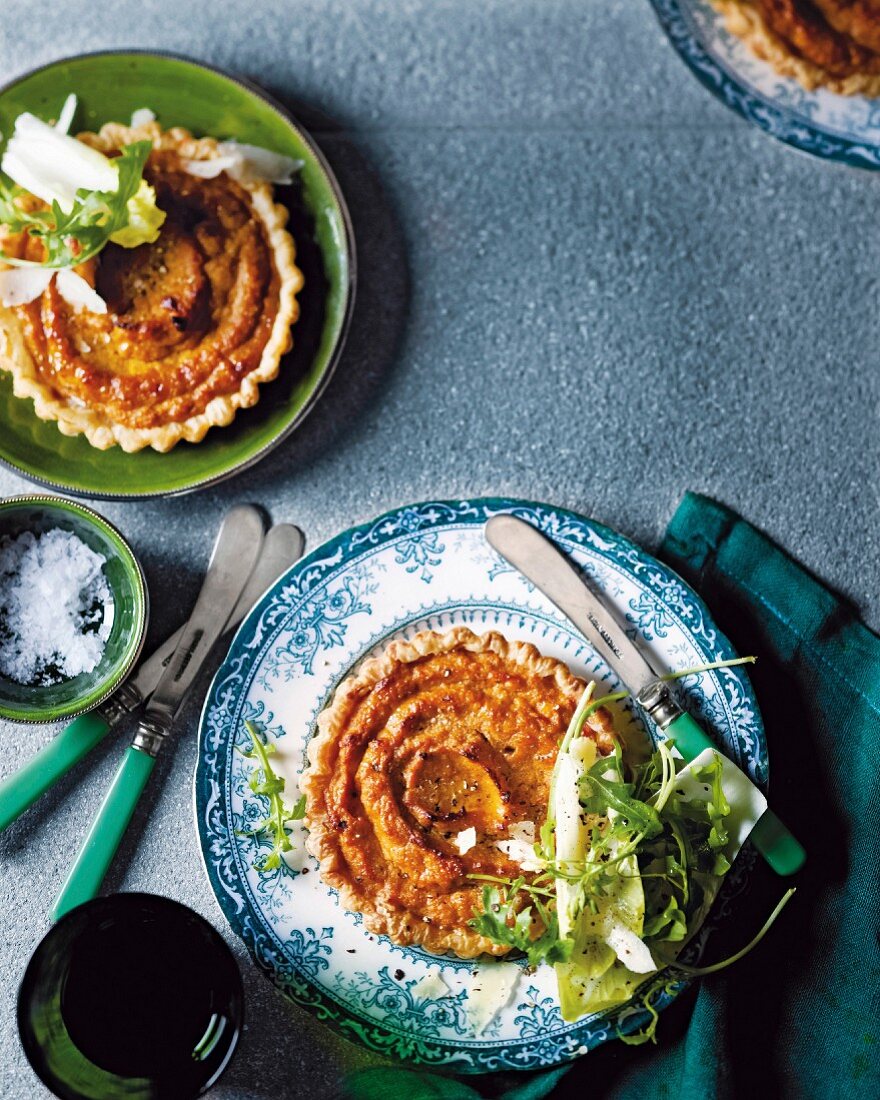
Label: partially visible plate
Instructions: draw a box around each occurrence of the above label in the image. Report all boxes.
[0,51,355,498]
[650,0,880,169]
[195,498,765,1072]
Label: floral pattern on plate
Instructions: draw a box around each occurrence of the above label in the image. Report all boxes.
[651,0,880,169]
[195,497,765,1071]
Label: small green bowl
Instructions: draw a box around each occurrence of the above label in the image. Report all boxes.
[0,495,148,723]
[0,50,355,499]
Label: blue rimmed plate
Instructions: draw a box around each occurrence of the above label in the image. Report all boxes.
[194,498,765,1071]
[650,0,880,169]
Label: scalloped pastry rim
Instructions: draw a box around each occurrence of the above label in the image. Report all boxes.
[711,0,880,96]
[0,121,304,453]
[302,626,588,959]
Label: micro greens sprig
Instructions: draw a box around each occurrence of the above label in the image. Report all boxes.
[0,141,159,270]
[236,720,306,872]
[469,879,573,968]
[621,885,797,1045]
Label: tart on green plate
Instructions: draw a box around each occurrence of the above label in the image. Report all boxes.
[0,51,355,498]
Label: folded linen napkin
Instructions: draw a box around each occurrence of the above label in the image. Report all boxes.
[345,493,879,1100]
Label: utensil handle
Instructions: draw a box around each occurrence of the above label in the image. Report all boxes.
[0,711,112,832]
[663,711,717,761]
[52,746,155,921]
[749,808,807,876]
[664,712,805,876]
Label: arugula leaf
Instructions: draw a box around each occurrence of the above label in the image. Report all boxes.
[655,887,797,977]
[0,141,162,270]
[236,720,306,872]
[538,817,555,862]
[580,764,664,838]
[468,661,766,1041]
[616,977,678,1046]
[471,742,737,975]
[690,754,731,850]
[0,188,52,233]
[469,882,573,968]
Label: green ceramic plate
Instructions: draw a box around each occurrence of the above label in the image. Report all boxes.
[0,495,148,723]
[0,51,355,499]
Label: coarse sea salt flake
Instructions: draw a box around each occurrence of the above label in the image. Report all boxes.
[0,527,112,685]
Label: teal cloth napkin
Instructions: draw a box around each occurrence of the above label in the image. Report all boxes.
[345,493,879,1100]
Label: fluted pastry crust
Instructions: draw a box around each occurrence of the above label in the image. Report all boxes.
[303,627,615,958]
[711,0,880,95]
[0,121,303,452]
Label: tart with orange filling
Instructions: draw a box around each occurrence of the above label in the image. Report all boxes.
[0,118,303,452]
[302,628,616,958]
[712,0,880,94]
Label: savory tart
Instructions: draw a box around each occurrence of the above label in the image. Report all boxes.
[712,0,880,94]
[0,116,303,452]
[302,627,616,958]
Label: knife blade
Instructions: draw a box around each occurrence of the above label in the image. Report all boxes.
[52,504,266,919]
[129,522,304,703]
[484,512,806,877]
[485,513,661,697]
[139,504,265,734]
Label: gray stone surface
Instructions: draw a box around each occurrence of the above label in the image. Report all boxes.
[0,1,877,1097]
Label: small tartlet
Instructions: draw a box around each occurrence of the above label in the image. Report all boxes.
[0,120,303,452]
[303,627,615,958]
[712,0,880,96]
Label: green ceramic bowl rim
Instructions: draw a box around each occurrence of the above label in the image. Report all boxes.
[0,49,357,501]
[0,494,149,723]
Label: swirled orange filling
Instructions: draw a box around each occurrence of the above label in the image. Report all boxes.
[756,0,880,77]
[306,633,616,956]
[14,152,281,429]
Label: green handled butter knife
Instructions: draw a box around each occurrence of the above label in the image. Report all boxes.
[51,504,266,920]
[485,514,806,876]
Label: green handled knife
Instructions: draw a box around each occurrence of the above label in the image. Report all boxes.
[0,522,304,833]
[485,513,805,876]
[52,503,266,920]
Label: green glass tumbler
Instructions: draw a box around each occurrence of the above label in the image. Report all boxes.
[18,894,243,1099]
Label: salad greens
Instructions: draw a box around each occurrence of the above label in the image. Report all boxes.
[468,657,795,1041]
[237,720,306,872]
[0,98,297,314]
[470,879,573,969]
[0,140,162,270]
[0,100,165,277]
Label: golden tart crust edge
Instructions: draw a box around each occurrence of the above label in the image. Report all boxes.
[0,122,304,453]
[711,0,880,95]
[302,626,587,959]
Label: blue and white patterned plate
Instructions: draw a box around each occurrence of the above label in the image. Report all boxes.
[650,0,880,169]
[195,499,765,1072]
